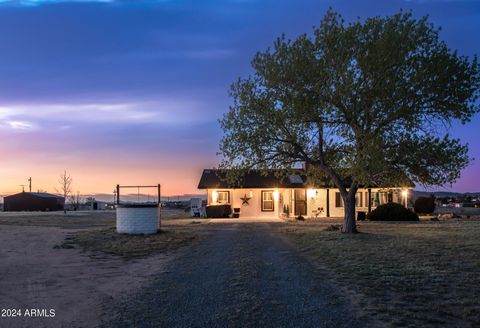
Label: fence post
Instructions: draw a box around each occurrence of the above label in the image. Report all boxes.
[116,184,120,205]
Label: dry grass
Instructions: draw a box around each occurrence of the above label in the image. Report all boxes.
[61,227,198,259]
[279,219,480,328]
[0,210,197,259]
[0,208,189,229]
[0,211,115,228]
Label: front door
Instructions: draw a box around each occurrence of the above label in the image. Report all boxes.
[294,189,307,216]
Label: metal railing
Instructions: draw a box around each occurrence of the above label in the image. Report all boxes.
[115,184,161,206]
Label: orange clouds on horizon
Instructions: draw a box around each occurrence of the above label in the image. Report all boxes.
[0,162,209,197]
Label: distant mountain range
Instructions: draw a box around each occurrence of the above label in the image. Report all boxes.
[90,193,207,203]
[414,191,480,198]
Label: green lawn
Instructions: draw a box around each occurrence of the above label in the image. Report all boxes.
[280,219,480,327]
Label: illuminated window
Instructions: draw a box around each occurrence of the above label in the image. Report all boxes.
[262,190,274,212]
[217,191,230,204]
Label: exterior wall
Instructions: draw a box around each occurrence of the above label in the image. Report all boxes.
[306,189,328,217]
[206,187,412,219]
[4,193,65,212]
[207,188,283,218]
[116,206,159,234]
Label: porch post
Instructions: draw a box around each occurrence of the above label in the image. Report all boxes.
[326,188,330,217]
[368,188,372,213]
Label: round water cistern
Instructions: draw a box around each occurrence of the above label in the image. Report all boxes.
[116,204,160,235]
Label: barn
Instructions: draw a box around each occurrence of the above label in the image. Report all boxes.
[4,192,65,212]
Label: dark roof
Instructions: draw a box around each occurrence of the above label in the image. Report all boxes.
[198,169,415,189]
[5,192,64,200]
[198,169,306,189]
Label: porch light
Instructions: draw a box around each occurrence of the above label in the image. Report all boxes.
[401,189,408,208]
[307,189,316,198]
[273,190,279,200]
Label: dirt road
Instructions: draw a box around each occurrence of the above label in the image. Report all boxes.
[0,224,178,328]
[104,223,364,328]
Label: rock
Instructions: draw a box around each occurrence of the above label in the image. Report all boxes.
[438,213,453,219]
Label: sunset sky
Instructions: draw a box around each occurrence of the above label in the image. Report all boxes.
[0,0,479,197]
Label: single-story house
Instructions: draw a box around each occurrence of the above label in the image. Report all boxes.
[198,169,413,219]
[4,192,65,212]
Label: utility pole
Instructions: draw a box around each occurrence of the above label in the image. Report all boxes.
[28,177,32,192]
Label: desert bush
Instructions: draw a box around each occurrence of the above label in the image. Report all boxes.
[367,203,419,221]
[414,197,436,214]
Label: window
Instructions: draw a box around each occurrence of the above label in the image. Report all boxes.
[216,191,230,204]
[336,192,363,207]
[262,190,274,211]
[370,192,390,207]
[371,192,380,207]
[335,192,343,208]
[356,192,363,207]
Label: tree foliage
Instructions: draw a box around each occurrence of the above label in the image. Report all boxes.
[219,10,480,232]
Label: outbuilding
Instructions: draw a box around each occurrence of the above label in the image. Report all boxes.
[4,192,65,212]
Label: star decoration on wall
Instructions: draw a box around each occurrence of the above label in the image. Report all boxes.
[240,194,251,205]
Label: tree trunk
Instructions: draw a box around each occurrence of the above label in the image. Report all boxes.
[310,162,358,233]
[342,191,357,233]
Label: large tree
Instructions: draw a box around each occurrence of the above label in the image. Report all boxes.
[219,10,480,233]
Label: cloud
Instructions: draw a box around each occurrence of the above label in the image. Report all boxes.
[0,120,36,131]
[0,0,113,5]
[0,99,214,132]
[0,0,174,5]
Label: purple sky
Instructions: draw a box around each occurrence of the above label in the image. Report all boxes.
[0,0,479,195]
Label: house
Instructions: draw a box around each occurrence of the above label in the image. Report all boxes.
[198,169,413,218]
[3,192,65,212]
[84,197,109,211]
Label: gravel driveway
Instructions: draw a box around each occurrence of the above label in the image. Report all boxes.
[103,222,364,328]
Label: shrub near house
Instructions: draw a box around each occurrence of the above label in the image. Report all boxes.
[367,203,419,221]
[414,197,436,214]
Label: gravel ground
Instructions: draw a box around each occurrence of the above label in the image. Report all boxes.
[102,223,365,328]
